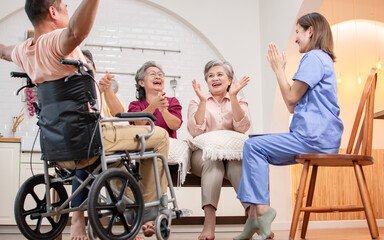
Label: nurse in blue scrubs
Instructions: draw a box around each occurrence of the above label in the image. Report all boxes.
[235,12,344,240]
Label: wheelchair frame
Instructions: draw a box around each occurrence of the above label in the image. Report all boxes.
[11,60,184,240]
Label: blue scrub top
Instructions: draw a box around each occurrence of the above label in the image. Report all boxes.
[290,49,344,149]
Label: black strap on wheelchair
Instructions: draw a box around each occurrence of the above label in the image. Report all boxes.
[123,150,141,181]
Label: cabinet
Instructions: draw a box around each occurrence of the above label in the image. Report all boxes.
[0,140,60,225]
[0,140,20,225]
[19,152,44,184]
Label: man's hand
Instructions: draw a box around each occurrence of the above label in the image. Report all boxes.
[0,44,15,61]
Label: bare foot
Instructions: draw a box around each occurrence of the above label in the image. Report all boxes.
[198,205,216,240]
[133,233,145,240]
[142,220,155,237]
[198,232,215,240]
[70,211,88,240]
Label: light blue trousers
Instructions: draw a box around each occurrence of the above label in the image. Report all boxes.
[237,132,339,205]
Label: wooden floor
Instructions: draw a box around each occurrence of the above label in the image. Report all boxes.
[0,225,382,240]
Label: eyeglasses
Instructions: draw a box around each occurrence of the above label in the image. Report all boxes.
[147,70,164,78]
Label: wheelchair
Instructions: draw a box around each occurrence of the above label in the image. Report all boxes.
[11,59,186,240]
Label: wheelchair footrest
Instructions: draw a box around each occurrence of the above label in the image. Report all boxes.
[173,209,192,219]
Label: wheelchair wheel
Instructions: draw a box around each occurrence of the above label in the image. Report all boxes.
[88,168,144,240]
[87,221,99,240]
[14,174,69,240]
[155,214,171,240]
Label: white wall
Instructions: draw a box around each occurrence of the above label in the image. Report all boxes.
[0,0,23,23]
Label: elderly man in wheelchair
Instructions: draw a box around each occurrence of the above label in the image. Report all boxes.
[11,59,181,240]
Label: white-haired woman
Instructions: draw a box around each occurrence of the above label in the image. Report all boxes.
[187,60,251,240]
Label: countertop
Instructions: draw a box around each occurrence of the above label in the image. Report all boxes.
[0,138,21,143]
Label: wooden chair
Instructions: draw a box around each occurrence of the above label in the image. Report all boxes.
[289,68,379,240]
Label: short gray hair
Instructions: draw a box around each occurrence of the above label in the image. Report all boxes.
[203,60,234,81]
[135,61,164,100]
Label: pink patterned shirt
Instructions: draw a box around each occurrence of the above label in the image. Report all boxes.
[187,93,251,137]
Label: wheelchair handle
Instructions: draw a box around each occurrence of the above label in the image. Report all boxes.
[10,72,29,78]
[10,72,36,96]
[60,58,82,66]
[60,58,92,75]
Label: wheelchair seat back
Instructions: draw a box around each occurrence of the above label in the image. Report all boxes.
[37,72,102,162]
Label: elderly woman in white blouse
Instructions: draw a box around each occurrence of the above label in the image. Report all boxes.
[187,60,251,240]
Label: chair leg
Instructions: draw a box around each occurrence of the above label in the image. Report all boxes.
[300,165,318,239]
[289,160,310,240]
[354,163,379,239]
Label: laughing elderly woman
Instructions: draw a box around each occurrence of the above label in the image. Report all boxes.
[128,61,182,237]
[187,60,251,240]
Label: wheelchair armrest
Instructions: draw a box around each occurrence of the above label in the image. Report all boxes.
[115,112,157,122]
[101,113,158,156]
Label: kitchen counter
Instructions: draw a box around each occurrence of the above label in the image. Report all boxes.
[0,138,21,143]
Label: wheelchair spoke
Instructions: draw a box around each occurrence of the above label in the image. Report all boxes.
[119,213,131,233]
[118,179,129,200]
[95,203,116,211]
[160,219,168,229]
[107,212,118,234]
[29,190,42,203]
[22,207,43,218]
[46,216,58,227]
[33,217,43,233]
[104,180,117,203]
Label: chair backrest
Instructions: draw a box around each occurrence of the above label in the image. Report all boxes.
[346,68,377,156]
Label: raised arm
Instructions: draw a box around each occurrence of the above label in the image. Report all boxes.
[191,79,207,125]
[99,71,125,116]
[59,0,100,55]
[228,76,250,122]
[267,43,308,113]
[0,44,15,61]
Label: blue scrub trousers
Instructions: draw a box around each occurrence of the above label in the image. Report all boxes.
[237,132,339,205]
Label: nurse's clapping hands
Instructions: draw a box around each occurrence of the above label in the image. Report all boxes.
[267,43,287,73]
[229,76,250,97]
